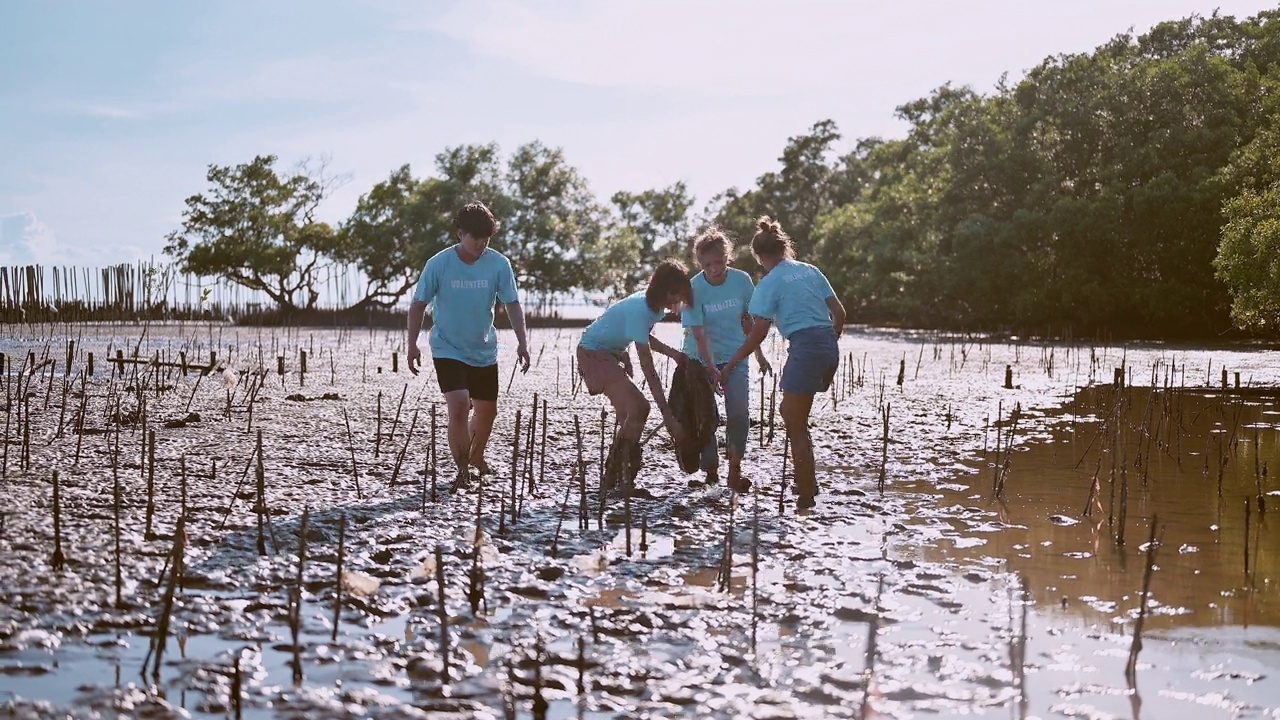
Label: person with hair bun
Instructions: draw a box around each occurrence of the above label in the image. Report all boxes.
[577,258,693,495]
[722,216,845,510]
[680,226,772,492]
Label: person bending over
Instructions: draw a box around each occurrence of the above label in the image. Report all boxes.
[577,259,692,495]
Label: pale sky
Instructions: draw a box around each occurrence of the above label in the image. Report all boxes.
[1,0,1273,267]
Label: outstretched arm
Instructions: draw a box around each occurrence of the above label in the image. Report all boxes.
[724,317,772,375]
[636,343,686,443]
[646,333,686,363]
[505,301,531,372]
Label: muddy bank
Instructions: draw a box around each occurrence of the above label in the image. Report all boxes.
[0,324,1277,718]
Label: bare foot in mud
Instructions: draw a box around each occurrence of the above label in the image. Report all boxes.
[450,467,478,491]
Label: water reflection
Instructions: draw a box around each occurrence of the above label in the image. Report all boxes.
[906,384,1280,630]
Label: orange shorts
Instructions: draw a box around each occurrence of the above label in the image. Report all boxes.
[576,346,629,395]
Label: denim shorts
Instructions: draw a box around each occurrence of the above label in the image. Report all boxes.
[780,326,839,394]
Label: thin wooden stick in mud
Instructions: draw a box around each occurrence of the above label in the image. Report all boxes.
[526,393,539,492]
[575,415,587,531]
[72,371,88,464]
[551,483,573,558]
[779,434,789,514]
[598,408,606,494]
[390,405,420,488]
[467,540,486,615]
[878,402,890,494]
[758,374,765,445]
[504,357,519,395]
[145,429,157,540]
[430,403,438,504]
[256,429,268,555]
[1255,426,1267,514]
[1,376,10,479]
[718,495,736,592]
[539,398,548,492]
[435,545,450,684]
[498,491,507,536]
[144,516,186,680]
[375,391,383,458]
[21,388,31,471]
[112,421,123,608]
[55,368,71,438]
[767,376,778,446]
[860,573,885,719]
[1125,517,1163,687]
[289,507,310,685]
[751,481,761,654]
[387,383,408,451]
[576,635,587,699]
[510,408,522,525]
[1245,499,1252,583]
[640,512,649,555]
[216,445,258,533]
[1010,575,1029,716]
[50,470,66,570]
[331,513,346,642]
[531,639,549,719]
[341,406,363,499]
[625,477,633,557]
[182,368,203,415]
[231,653,242,720]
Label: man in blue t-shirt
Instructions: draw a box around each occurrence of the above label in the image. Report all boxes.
[408,202,531,485]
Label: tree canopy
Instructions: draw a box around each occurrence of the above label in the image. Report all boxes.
[164,8,1280,337]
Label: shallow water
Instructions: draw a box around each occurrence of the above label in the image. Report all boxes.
[0,322,1277,718]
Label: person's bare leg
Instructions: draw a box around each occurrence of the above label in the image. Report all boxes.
[444,389,473,480]
[601,378,649,442]
[467,399,498,474]
[781,392,816,503]
[600,377,648,490]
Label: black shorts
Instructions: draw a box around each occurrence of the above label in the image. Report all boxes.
[433,358,499,401]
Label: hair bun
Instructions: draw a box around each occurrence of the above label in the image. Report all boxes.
[757,216,779,233]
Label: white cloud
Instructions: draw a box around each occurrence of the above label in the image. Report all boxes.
[425,0,886,94]
[0,212,145,268]
[0,212,58,266]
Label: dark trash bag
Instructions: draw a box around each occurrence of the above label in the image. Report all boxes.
[667,360,718,474]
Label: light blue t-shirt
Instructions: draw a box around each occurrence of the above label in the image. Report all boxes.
[413,246,519,366]
[579,292,665,354]
[681,268,755,364]
[747,259,836,339]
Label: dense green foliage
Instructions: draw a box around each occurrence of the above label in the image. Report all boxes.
[701,10,1280,337]
[165,10,1280,335]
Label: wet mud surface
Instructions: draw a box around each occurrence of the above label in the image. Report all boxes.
[0,323,1278,718]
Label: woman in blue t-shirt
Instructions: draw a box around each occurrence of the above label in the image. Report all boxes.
[681,227,772,492]
[723,217,845,510]
[577,259,692,495]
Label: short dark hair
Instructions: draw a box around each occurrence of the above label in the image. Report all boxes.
[455,201,498,238]
[645,258,692,312]
[751,215,794,261]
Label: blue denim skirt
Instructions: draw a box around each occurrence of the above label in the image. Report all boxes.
[781,326,839,394]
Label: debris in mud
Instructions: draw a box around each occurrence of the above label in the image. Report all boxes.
[284,392,344,402]
[163,411,202,428]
